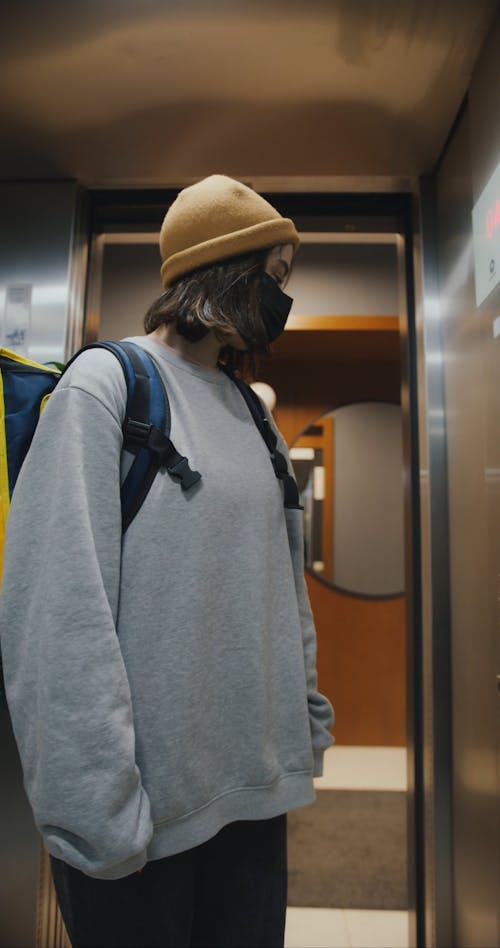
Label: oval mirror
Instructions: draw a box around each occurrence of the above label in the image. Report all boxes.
[290,402,404,598]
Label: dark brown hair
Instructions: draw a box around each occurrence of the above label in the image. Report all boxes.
[143,249,270,378]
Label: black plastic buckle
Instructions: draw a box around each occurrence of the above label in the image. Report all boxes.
[282,474,304,510]
[167,456,202,491]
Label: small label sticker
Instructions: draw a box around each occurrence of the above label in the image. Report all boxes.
[4,284,32,354]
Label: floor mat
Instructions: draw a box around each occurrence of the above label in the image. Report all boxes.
[287,789,408,910]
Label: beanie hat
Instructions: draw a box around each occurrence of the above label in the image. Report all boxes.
[159,175,299,287]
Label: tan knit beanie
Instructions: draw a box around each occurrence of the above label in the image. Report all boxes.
[159,175,299,287]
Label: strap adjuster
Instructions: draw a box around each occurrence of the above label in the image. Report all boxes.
[124,418,152,450]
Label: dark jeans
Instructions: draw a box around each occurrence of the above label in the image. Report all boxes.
[49,815,287,948]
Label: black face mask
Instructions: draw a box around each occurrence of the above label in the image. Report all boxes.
[258,272,293,342]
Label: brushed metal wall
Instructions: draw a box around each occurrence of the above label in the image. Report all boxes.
[437,112,500,948]
[0,181,83,947]
[0,181,85,364]
[430,15,500,946]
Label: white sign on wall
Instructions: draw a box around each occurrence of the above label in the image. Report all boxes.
[472,161,500,306]
[3,284,32,354]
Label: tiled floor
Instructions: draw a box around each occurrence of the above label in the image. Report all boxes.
[285,907,409,948]
[286,746,409,948]
[314,744,407,792]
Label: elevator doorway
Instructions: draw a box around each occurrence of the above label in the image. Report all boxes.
[30,191,423,948]
[66,188,419,948]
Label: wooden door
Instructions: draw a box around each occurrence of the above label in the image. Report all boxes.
[259,318,406,746]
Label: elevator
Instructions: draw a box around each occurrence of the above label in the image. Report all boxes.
[1,3,499,946]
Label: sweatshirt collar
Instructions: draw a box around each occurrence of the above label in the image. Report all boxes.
[123,336,227,385]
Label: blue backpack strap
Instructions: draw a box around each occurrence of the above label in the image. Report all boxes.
[221,367,303,510]
[63,341,201,531]
[117,342,201,529]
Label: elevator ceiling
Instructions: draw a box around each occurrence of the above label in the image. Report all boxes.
[0,0,497,186]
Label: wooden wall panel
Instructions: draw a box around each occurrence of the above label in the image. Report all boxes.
[258,347,407,746]
[306,575,406,746]
[259,358,402,443]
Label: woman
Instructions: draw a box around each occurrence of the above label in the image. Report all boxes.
[0,175,333,947]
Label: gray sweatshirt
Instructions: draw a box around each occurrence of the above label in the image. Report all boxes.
[0,336,333,879]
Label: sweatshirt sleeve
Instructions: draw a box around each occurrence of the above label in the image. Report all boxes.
[0,351,153,879]
[267,411,335,776]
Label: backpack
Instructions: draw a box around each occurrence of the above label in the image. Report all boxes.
[0,339,301,709]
